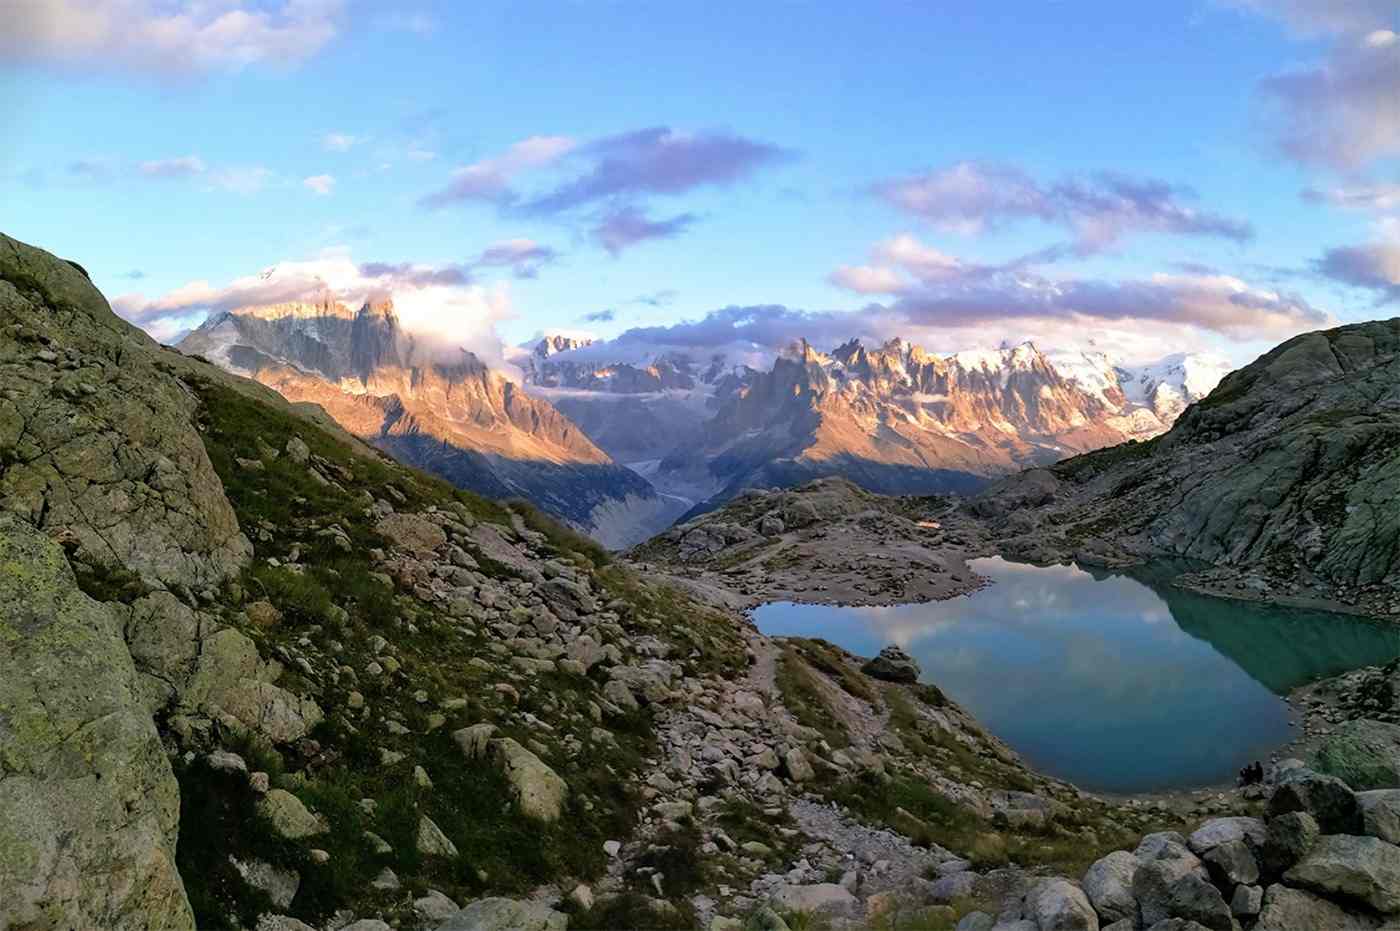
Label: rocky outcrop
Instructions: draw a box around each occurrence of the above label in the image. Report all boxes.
[1,234,251,593]
[861,645,921,683]
[981,319,1400,618]
[0,516,193,929]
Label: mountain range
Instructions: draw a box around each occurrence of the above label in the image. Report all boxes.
[521,334,1230,515]
[181,297,1229,544]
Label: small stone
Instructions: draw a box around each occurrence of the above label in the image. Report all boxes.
[417,815,459,857]
[569,883,594,910]
[370,866,399,891]
[308,849,330,864]
[413,889,461,924]
[249,771,270,794]
[257,789,326,840]
[206,750,247,774]
[229,856,299,909]
[603,840,622,858]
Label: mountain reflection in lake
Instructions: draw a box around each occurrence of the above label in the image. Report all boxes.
[751,557,1400,793]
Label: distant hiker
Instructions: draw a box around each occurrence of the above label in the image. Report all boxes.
[1238,761,1264,786]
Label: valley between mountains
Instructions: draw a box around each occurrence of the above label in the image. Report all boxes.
[5,230,1400,931]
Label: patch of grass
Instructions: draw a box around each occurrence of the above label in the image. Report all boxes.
[597,565,748,678]
[883,687,1033,792]
[715,797,802,864]
[243,563,333,623]
[828,772,987,855]
[776,646,850,749]
[70,557,147,604]
[789,638,880,704]
[1050,435,1160,483]
[634,825,709,898]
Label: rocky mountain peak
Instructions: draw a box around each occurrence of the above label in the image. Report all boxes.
[533,333,594,360]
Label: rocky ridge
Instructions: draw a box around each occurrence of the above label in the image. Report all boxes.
[633,477,993,608]
[976,318,1400,619]
[522,335,1226,515]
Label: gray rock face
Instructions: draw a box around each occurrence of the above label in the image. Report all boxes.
[434,897,568,931]
[1254,883,1381,930]
[1285,834,1400,913]
[1135,832,1199,865]
[1133,857,1232,931]
[929,870,979,902]
[1202,838,1260,886]
[1230,884,1263,917]
[1358,790,1400,844]
[1082,850,1139,925]
[1025,878,1099,931]
[417,816,459,857]
[1262,810,1320,874]
[0,233,251,592]
[0,517,194,929]
[861,645,921,683]
[1269,767,1359,834]
[229,856,299,909]
[983,318,1400,609]
[770,883,858,915]
[257,789,326,840]
[1187,816,1267,856]
[1314,719,1400,790]
[489,737,568,821]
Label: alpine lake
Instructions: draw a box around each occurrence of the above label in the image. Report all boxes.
[751,557,1400,793]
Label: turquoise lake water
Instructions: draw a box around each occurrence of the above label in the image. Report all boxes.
[751,557,1400,793]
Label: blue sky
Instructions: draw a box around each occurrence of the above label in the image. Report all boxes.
[2,0,1397,367]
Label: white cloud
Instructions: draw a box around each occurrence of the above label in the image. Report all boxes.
[1303,181,1400,212]
[303,174,336,195]
[829,264,907,295]
[139,155,207,178]
[872,162,1252,249]
[1259,30,1400,169]
[1,0,345,75]
[322,132,359,152]
[115,251,518,369]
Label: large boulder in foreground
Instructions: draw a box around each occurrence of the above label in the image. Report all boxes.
[0,516,193,929]
[1254,883,1381,930]
[861,645,921,683]
[0,232,251,593]
[1285,834,1400,914]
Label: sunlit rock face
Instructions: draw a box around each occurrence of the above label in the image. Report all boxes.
[520,334,1226,513]
[181,301,683,547]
